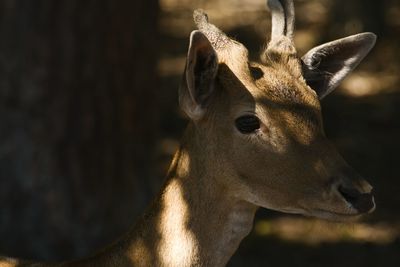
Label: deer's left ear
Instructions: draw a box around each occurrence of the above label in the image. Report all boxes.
[302,32,376,99]
[179,30,218,120]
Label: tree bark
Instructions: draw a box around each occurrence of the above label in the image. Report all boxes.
[0,0,160,261]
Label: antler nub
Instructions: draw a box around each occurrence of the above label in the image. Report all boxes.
[282,0,295,39]
[267,0,295,41]
[193,9,209,28]
[193,9,232,50]
[267,0,285,40]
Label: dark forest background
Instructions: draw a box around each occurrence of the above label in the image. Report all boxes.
[0,0,399,266]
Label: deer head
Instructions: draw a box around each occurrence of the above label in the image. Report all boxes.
[179,0,376,221]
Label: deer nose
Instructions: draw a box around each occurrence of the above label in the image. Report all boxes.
[338,185,375,213]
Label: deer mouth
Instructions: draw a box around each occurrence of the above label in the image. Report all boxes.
[307,209,363,222]
[303,178,376,221]
[308,197,375,221]
[272,206,362,222]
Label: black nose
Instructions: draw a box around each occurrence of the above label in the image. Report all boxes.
[338,185,375,213]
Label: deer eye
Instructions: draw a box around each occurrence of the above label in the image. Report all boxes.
[250,66,263,80]
[235,115,260,134]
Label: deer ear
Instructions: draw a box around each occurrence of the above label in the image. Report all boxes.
[179,30,218,120]
[302,32,376,99]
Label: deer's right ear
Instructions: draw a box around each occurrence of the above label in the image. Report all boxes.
[179,30,218,120]
[301,33,376,99]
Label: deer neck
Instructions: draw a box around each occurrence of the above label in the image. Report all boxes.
[123,124,258,267]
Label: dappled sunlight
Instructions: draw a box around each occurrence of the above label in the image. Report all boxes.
[0,257,18,267]
[161,0,266,25]
[160,0,331,36]
[158,56,186,77]
[340,71,398,97]
[254,217,399,245]
[0,0,397,265]
[293,30,319,53]
[157,152,198,266]
[387,3,400,27]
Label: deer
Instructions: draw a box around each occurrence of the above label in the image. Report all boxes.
[0,0,376,266]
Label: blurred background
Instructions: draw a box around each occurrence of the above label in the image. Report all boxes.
[0,0,399,266]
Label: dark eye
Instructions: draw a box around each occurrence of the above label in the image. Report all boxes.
[235,115,260,134]
[250,66,263,80]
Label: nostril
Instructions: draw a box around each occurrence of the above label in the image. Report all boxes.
[338,185,375,213]
[338,185,359,203]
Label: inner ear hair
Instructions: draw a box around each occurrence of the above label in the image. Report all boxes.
[302,32,376,99]
[179,30,219,120]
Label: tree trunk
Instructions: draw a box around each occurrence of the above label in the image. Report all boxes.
[0,0,160,261]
